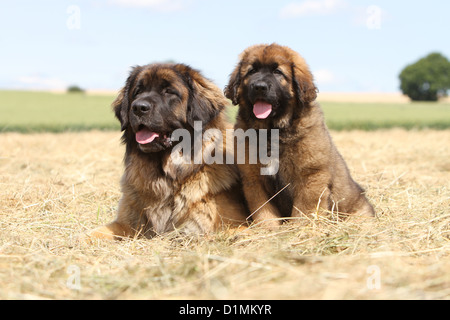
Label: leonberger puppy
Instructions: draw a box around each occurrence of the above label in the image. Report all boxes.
[224,43,375,227]
[86,63,248,240]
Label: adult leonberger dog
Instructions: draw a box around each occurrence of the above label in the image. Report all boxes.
[224,43,375,227]
[87,63,248,240]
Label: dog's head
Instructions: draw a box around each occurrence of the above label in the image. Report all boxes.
[225,43,317,126]
[113,63,226,153]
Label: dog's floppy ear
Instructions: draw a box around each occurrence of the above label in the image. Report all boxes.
[113,66,143,131]
[291,62,318,107]
[178,64,227,128]
[224,61,242,106]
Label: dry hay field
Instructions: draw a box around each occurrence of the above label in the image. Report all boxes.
[0,129,449,300]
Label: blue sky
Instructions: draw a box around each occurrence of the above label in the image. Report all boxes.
[0,0,448,92]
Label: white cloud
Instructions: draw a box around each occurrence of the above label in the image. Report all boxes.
[279,0,348,19]
[109,0,188,12]
[16,76,67,90]
[313,69,337,85]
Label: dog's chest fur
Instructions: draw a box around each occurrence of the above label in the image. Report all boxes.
[124,151,237,235]
[262,145,295,217]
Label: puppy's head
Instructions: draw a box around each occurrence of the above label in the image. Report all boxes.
[114,63,226,153]
[225,43,317,125]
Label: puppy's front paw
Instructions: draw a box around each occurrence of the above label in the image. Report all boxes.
[77,222,133,244]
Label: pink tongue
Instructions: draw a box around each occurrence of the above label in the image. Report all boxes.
[136,129,159,144]
[253,102,272,119]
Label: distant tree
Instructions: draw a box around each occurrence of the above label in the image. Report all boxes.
[67,85,85,93]
[399,52,450,101]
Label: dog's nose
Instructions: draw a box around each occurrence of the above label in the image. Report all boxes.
[132,101,151,116]
[253,81,268,93]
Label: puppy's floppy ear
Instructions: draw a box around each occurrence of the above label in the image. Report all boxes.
[113,66,143,131]
[291,63,318,107]
[178,64,227,128]
[112,88,128,131]
[224,61,242,106]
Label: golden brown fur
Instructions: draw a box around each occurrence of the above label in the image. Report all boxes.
[86,63,248,240]
[225,44,375,227]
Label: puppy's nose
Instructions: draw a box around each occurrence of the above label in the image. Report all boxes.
[132,101,151,116]
[253,81,268,93]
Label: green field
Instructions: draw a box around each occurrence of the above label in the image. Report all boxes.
[0,90,119,132]
[322,102,450,130]
[0,90,449,132]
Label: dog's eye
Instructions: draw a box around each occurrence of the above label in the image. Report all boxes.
[273,68,284,76]
[134,86,143,96]
[163,87,178,97]
[247,68,257,76]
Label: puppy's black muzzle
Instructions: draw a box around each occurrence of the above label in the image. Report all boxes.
[132,100,152,117]
[248,79,276,105]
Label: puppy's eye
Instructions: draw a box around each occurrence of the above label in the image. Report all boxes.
[134,86,143,96]
[163,87,178,97]
[273,68,284,76]
[247,68,257,76]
